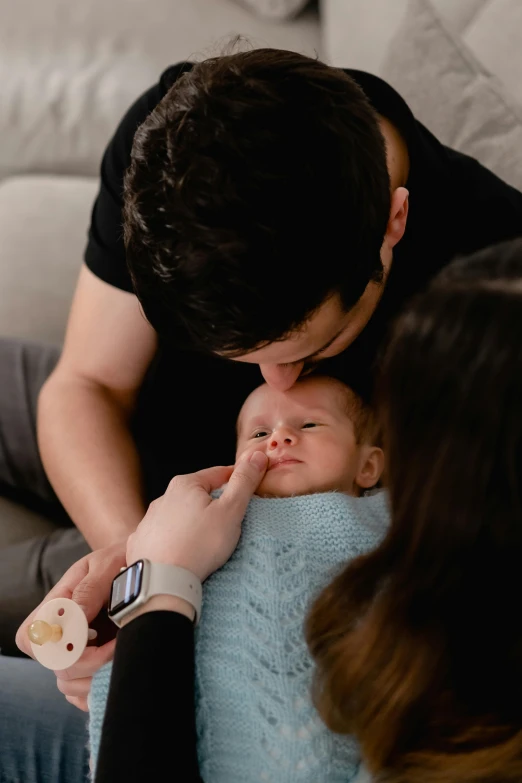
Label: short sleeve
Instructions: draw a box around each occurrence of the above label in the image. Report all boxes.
[84,63,193,292]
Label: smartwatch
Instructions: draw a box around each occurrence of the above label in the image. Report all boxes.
[108,559,202,628]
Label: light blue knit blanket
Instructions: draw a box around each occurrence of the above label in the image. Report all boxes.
[89,490,389,782]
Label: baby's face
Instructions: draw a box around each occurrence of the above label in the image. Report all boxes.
[236,377,376,498]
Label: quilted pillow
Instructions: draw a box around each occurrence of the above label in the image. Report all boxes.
[382,0,522,191]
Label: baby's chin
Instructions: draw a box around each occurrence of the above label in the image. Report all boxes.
[255,473,345,499]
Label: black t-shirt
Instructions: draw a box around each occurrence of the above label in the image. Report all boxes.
[85,64,522,500]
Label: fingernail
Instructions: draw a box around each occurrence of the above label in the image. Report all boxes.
[249,451,268,470]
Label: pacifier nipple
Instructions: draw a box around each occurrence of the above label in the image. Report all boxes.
[28,619,63,645]
[28,598,91,670]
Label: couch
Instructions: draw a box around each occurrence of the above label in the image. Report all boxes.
[1,0,521,545]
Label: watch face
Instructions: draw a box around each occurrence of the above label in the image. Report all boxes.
[108,561,144,618]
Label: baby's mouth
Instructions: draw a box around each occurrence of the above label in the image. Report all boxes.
[268,457,303,471]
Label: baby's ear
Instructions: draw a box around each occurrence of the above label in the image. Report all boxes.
[356,446,385,490]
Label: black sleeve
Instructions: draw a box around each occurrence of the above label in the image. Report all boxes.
[84,63,193,292]
[447,148,522,256]
[344,68,522,261]
[94,611,203,783]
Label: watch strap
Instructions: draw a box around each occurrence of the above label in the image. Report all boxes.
[147,562,202,624]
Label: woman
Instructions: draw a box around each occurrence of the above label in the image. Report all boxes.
[307,238,522,782]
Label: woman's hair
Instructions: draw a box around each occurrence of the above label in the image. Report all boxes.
[306,238,522,783]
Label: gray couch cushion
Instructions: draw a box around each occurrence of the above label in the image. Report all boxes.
[0,176,98,343]
[381,0,522,191]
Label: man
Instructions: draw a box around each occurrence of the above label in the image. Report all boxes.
[1,48,522,659]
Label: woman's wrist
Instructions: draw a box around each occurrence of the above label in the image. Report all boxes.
[120,594,196,627]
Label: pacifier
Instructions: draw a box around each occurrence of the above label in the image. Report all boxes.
[27,597,97,669]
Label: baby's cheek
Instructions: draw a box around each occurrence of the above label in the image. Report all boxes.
[312,444,346,472]
[312,448,356,487]
[236,443,259,463]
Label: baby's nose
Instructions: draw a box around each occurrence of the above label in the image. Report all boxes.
[269,429,296,449]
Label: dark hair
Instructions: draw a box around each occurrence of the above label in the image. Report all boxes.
[123,48,390,353]
[337,380,378,446]
[306,239,522,783]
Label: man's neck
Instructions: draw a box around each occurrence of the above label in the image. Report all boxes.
[378,115,410,190]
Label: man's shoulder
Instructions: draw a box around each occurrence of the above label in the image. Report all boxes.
[159,62,195,93]
[341,68,417,148]
[116,62,195,146]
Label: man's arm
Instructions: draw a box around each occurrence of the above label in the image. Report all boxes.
[38,264,157,550]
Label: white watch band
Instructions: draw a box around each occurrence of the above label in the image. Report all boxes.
[147,562,203,624]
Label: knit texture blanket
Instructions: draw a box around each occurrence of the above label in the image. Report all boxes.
[89,490,389,782]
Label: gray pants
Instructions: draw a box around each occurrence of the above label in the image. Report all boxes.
[0,339,91,656]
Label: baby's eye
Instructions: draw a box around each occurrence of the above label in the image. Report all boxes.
[252,430,269,439]
[302,422,318,429]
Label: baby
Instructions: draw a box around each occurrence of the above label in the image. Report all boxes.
[236,375,384,499]
[90,376,388,783]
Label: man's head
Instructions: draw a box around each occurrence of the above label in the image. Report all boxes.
[124,49,409,390]
[236,376,384,497]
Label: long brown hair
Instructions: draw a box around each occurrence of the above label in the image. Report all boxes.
[306,240,522,782]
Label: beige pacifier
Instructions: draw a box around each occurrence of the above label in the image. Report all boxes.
[28,597,97,670]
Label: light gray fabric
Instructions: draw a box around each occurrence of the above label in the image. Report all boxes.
[0,0,320,180]
[0,176,98,342]
[323,0,522,105]
[460,0,522,109]
[431,0,490,34]
[234,0,310,20]
[322,0,409,72]
[381,0,522,191]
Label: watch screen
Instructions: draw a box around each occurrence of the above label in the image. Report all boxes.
[108,560,144,617]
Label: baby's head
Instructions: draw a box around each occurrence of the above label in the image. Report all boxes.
[236,376,384,498]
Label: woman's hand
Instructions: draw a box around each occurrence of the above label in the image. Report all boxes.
[16,451,267,713]
[126,451,268,582]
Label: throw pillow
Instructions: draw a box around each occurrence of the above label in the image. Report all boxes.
[381,0,522,191]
